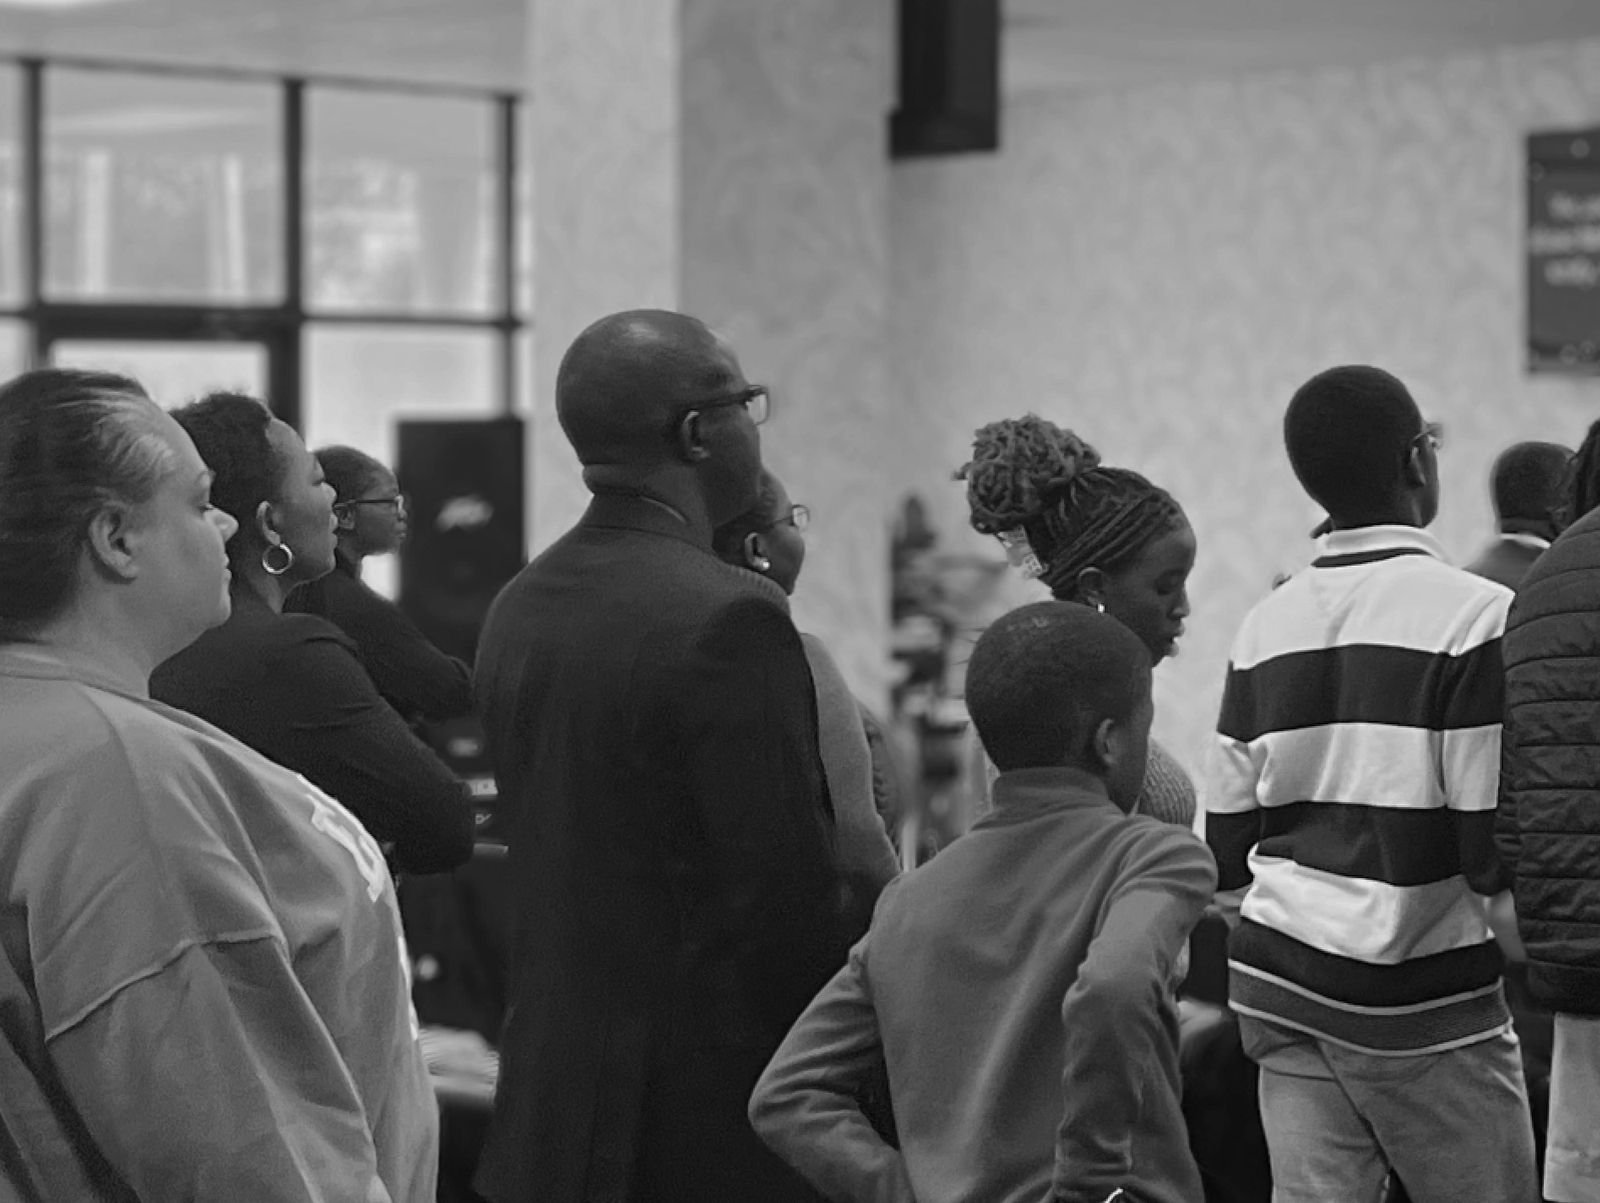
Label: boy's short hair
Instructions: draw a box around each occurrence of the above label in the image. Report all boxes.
[967,601,1151,772]
[1491,441,1571,524]
[1283,365,1423,519]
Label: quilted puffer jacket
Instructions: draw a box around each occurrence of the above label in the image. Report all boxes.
[1499,506,1600,1014]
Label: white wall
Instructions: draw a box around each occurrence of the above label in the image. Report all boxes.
[892,39,1600,777]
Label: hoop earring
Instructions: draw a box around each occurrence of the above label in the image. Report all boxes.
[262,541,296,576]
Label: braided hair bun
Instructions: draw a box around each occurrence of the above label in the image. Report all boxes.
[958,415,1100,535]
[957,413,1185,598]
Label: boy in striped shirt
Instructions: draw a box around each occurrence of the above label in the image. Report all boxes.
[1206,365,1538,1203]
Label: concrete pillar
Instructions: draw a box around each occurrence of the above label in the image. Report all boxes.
[527,0,895,703]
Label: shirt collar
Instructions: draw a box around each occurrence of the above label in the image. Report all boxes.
[981,766,1121,827]
[1500,532,1552,552]
[580,491,791,608]
[1312,524,1445,568]
[0,643,150,700]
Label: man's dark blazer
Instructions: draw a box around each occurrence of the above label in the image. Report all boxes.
[1465,535,1547,592]
[472,492,853,1203]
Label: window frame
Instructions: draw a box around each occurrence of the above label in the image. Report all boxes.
[0,54,524,428]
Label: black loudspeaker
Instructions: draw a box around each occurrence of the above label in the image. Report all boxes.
[890,0,1001,159]
[397,417,526,666]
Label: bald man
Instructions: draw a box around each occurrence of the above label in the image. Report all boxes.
[473,310,852,1203]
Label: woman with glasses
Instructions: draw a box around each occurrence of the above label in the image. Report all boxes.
[151,393,474,876]
[0,369,438,1201]
[714,469,901,916]
[286,445,473,728]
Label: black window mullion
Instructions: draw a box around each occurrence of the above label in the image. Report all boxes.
[280,77,306,428]
[496,93,518,416]
[21,58,43,365]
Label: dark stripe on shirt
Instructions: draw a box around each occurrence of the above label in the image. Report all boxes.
[1311,548,1435,569]
[1218,640,1503,742]
[1230,964,1510,1054]
[1257,800,1463,888]
[1207,810,1259,892]
[1229,919,1503,1007]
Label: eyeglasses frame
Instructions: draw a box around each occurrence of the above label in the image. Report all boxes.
[675,383,772,428]
[759,503,810,533]
[339,495,408,518]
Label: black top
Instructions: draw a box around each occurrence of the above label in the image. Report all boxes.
[286,551,473,725]
[1500,507,1600,1014]
[472,491,854,1203]
[151,590,475,875]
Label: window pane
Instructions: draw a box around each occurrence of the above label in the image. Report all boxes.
[308,89,498,316]
[0,321,29,381]
[43,68,284,303]
[304,324,500,597]
[50,339,269,408]
[0,66,21,306]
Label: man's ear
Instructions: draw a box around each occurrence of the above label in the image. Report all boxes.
[676,412,710,463]
[1402,442,1428,489]
[1090,716,1118,774]
[85,503,140,582]
[333,504,357,534]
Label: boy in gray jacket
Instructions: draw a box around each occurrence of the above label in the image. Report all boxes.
[749,601,1214,1203]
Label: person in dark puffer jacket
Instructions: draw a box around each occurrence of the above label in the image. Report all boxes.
[1499,417,1600,1203]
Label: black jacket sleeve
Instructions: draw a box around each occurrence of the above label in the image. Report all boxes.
[296,572,475,724]
[265,624,476,874]
[674,596,854,1032]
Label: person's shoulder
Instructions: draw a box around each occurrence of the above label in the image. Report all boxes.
[4,682,249,847]
[262,610,362,662]
[1524,514,1600,592]
[1397,557,1511,639]
[646,555,791,636]
[1116,813,1216,882]
[0,673,145,766]
[1408,551,1511,597]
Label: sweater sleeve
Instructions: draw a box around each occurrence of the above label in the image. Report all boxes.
[748,932,916,1203]
[48,939,394,1203]
[264,623,475,874]
[1207,659,1262,904]
[675,598,854,1031]
[801,634,900,896]
[1439,591,1512,895]
[337,584,475,724]
[1052,832,1216,1203]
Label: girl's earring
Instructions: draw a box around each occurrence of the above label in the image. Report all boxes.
[744,532,771,573]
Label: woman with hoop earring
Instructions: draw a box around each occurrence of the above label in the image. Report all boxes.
[152,391,474,876]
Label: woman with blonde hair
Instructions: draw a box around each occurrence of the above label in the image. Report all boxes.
[0,368,437,1201]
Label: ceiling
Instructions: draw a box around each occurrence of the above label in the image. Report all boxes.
[1006,0,1600,93]
[0,0,528,91]
[3,0,1600,95]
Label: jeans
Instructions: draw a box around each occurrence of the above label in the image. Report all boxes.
[1241,1018,1540,1203]
[1547,1013,1600,1203]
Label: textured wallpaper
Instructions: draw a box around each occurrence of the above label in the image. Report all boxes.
[681,0,896,706]
[525,0,896,707]
[527,0,683,547]
[892,39,1600,783]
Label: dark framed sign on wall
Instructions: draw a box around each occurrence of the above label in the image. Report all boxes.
[1529,128,1600,373]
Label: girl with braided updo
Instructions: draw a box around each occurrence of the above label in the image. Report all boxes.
[958,414,1198,827]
